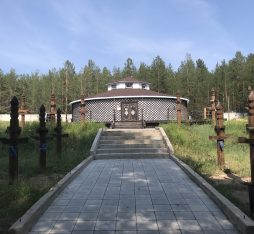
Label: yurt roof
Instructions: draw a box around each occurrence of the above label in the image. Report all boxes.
[70,89,189,105]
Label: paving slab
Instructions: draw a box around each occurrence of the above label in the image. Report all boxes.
[27,159,239,233]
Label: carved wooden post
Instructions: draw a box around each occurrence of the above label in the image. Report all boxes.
[0,97,27,183]
[18,91,28,129]
[215,102,225,168]
[210,88,216,127]
[238,90,254,214]
[52,108,68,156]
[112,109,116,128]
[79,93,85,122]
[203,107,207,120]
[176,90,181,127]
[246,86,252,121]
[49,90,56,123]
[209,102,228,169]
[89,110,92,121]
[141,108,144,128]
[248,86,252,102]
[8,97,21,182]
[37,105,48,169]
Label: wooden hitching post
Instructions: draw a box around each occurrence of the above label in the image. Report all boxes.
[247,86,252,106]
[36,105,48,169]
[176,90,181,127]
[0,97,28,183]
[238,90,254,214]
[52,108,68,156]
[141,108,144,128]
[210,88,216,127]
[49,91,56,123]
[203,107,207,120]
[79,94,85,122]
[246,86,252,122]
[112,109,116,129]
[209,102,229,169]
[18,91,28,129]
[89,110,92,121]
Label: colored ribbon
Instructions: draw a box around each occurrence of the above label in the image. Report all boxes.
[9,146,17,158]
[40,144,47,152]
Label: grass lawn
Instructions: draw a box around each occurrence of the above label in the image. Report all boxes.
[161,120,252,216]
[0,121,103,233]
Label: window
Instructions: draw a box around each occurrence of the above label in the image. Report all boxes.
[111,84,116,89]
[126,83,133,88]
[142,83,146,89]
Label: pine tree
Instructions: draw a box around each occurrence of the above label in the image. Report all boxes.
[150,56,167,93]
[137,63,150,82]
[175,54,196,111]
[228,51,246,111]
[122,58,136,77]
[195,58,210,110]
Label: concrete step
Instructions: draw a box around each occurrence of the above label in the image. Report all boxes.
[113,127,143,129]
[105,129,158,132]
[96,148,168,154]
[114,121,143,129]
[99,139,164,145]
[94,152,169,159]
[102,130,161,137]
[98,143,165,149]
[100,135,163,140]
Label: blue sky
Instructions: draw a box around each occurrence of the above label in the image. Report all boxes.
[0,0,253,74]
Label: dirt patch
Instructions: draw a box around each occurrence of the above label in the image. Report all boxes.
[209,172,250,205]
[210,172,250,184]
[210,174,233,185]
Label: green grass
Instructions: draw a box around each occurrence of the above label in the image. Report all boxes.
[161,121,250,177]
[162,123,218,176]
[224,120,250,176]
[0,121,103,233]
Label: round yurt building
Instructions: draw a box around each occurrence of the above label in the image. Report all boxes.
[70,77,189,126]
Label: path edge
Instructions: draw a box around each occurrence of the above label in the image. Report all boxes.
[170,153,254,234]
[157,127,174,155]
[90,128,103,157]
[8,156,94,234]
[160,127,254,234]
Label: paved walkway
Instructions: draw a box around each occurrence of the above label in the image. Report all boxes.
[30,159,239,234]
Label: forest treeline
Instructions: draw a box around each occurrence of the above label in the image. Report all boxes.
[0,51,253,114]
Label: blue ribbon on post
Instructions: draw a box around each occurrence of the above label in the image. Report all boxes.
[218,140,224,151]
[9,146,17,158]
[40,144,47,153]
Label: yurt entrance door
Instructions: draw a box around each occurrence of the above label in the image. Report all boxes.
[121,102,138,121]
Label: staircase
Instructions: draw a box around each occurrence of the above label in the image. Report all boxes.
[94,128,169,159]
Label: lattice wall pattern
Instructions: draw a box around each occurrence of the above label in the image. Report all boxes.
[71,97,188,122]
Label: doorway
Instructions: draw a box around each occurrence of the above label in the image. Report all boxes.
[121,102,138,121]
